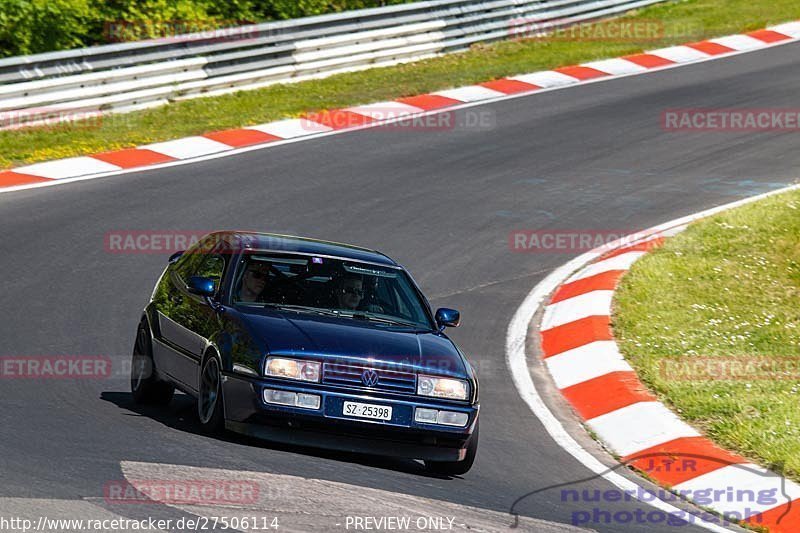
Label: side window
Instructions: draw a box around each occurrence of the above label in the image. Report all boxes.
[173,236,227,288]
[196,254,225,284]
[373,278,396,313]
[174,238,208,281]
[174,252,203,281]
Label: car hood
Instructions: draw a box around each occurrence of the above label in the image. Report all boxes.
[238,309,467,377]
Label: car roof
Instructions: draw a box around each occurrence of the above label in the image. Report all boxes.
[211,231,398,266]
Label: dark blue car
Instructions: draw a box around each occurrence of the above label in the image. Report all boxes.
[131,231,479,475]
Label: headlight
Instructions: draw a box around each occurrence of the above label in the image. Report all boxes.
[417,375,469,400]
[264,357,321,382]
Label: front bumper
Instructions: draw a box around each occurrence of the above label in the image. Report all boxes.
[222,372,479,461]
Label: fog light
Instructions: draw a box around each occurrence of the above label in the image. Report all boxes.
[297,393,321,409]
[414,407,469,427]
[437,410,469,427]
[263,389,320,410]
[264,389,296,406]
[414,408,439,424]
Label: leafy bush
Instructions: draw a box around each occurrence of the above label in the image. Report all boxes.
[89,0,231,44]
[256,0,409,19]
[0,0,92,57]
[0,0,417,57]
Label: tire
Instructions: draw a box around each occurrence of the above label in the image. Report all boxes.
[425,420,479,476]
[131,321,174,405]
[198,354,225,434]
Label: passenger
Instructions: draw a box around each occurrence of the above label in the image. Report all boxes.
[335,274,365,310]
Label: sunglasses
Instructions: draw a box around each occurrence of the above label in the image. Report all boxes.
[246,269,267,280]
[342,287,364,297]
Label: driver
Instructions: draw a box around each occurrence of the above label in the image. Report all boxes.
[334,274,384,313]
[239,261,270,302]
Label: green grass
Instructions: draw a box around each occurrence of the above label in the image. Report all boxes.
[614,188,800,479]
[2,0,800,168]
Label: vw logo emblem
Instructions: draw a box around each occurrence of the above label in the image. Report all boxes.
[361,369,379,387]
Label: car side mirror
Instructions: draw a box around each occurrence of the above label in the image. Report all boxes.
[187,276,216,298]
[435,308,461,331]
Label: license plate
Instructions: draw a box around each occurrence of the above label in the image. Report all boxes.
[343,401,392,421]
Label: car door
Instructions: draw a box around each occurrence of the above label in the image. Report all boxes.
[155,238,228,392]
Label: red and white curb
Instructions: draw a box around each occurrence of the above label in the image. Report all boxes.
[508,183,800,533]
[2,21,799,193]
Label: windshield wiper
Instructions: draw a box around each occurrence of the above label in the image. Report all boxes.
[344,312,420,328]
[262,305,425,329]
[262,303,340,316]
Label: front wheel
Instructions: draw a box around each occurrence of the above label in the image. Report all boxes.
[425,421,479,476]
[198,355,225,434]
[131,322,174,405]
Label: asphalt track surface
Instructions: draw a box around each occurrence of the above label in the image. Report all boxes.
[1,40,799,532]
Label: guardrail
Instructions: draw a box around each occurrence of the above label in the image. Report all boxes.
[0,0,666,129]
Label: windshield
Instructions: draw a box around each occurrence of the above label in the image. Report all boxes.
[233,252,434,330]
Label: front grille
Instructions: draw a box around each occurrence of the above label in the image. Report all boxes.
[322,363,417,394]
